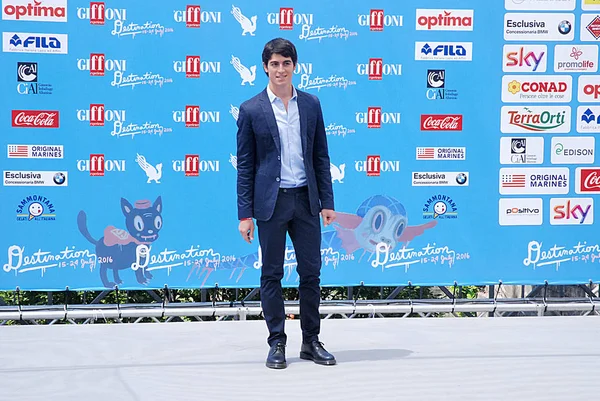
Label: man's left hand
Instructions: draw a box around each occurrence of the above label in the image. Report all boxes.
[321,209,336,226]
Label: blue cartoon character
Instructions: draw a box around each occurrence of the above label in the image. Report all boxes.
[77,197,163,288]
[323,195,437,262]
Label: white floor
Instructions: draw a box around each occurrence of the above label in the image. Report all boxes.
[0,316,599,400]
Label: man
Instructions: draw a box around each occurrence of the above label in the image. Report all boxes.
[236,38,337,369]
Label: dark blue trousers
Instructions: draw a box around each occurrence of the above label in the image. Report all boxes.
[257,186,322,347]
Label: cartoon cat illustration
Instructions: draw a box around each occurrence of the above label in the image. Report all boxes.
[77,197,163,288]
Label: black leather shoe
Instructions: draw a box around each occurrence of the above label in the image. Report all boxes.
[266,342,287,369]
[300,341,336,365]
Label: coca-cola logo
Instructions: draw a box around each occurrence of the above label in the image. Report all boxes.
[12,110,59,128]
[581,169,600,192]
[421,114,463,131]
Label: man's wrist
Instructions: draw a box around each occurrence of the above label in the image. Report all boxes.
[240,217,253,221]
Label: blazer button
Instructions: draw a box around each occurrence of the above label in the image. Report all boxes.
[276,177,280,182]
[277,156,281,160]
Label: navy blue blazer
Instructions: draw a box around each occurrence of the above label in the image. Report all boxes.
[236,88,334,221]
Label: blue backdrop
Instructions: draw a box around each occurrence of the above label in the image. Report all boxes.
[1,0,600,291]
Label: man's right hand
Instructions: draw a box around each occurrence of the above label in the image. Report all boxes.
[238,219,255,244]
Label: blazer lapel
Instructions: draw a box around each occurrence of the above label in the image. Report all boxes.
[259,90,281,154]
[297,92,308,155]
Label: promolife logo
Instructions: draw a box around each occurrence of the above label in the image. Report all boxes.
[550,198,594,225]
[2,32,68,54]
[503,45,547,72]
[421,115,462,131]
[578,75,600,102]
[2,0,67,22]
[412,172,469,187]
[554,45,597,72]
[356,58,402,80]
[357,9,403,31]
[12,110,59,128]
[504,0,576,10]
[76,154,126,176]
[499,167,569,195]
[266,7,313,30]
[3,171,68,187]
[354,156,400,176]
[576,167,600,193]
[7,144,63,159]
[504,13,575,41]
[577,106,600,133]
[551,136,595,164]
[173,106,221,128]
[502,75,572,103]
[172,155,220,175]
[426,69,458,100]
[76,54,127,77]
[416,147,466,160]
[415,42,472,61]
[16,62,53,95]
[173,56,221,78]
[15,195,56,222]
[498,198,543,226]
[415,9,473,31]
[355,107,401,128]
[581,14,600,40]
[500,106,570,133]
[500,137,544,164]
[422,194,458,220]
[173,5,223,28]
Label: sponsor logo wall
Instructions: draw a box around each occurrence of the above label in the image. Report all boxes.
[0,0,599,292]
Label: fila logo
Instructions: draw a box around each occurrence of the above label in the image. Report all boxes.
[90,2,105,25]
[186,56,200,78]
[90,53,105,76]
[367,155,380,176]
[185,154,199,176]
[186,105,199,128]
[90,154,104,176]
[186,5,201,27]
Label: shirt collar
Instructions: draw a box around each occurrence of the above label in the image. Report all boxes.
[266,84,297,104]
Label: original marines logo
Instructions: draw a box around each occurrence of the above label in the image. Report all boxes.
[422,194,458,220]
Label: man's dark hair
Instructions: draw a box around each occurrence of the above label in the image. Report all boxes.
[262,38,298,76]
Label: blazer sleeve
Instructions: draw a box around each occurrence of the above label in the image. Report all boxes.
[236,104,256,219]
[312,97,335,211]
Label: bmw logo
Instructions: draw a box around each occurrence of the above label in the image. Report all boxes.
[53,172,66,185]
[558,20,572,35]
[456,173,467,185]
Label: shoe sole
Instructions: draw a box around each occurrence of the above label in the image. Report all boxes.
[300,351,337,366]
[266,361,287,369]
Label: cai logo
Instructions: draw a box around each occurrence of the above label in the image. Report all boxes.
[16,61,53,95]
[500,137,544,164]
[15,195,56,222]
[422,194,458,220]
[503,45,547,72]
[550,198,594,225]
[426,69,458,100]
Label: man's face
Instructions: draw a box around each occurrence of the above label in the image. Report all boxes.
[264,53,295,88]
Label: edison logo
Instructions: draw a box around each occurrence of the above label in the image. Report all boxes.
[551,198,594,225]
